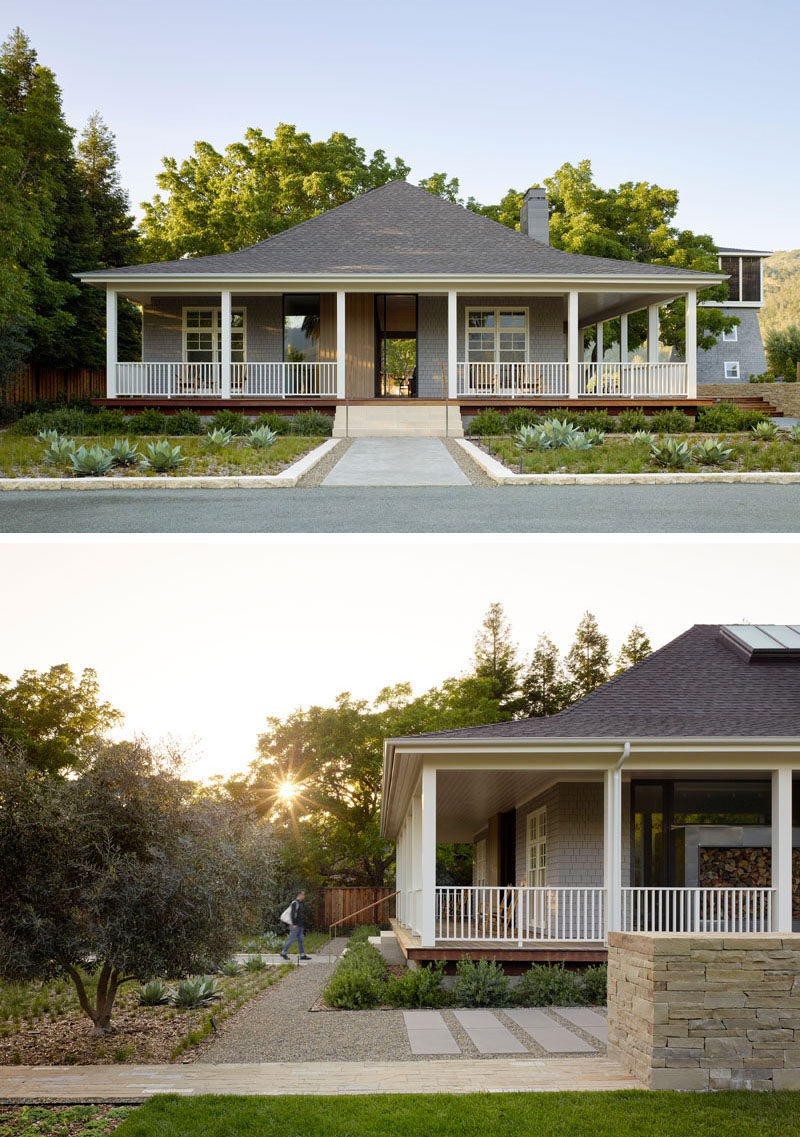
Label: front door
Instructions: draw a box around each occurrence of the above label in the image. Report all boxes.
[375,294,417,397]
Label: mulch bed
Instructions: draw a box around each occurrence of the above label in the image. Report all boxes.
[0,1104,133,1135]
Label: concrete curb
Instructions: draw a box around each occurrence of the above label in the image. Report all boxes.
[0,439,340,492]
[456,439,800,486]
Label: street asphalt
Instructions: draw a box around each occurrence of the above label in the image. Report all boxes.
[2,483,800,532]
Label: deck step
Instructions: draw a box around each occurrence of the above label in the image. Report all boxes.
[332,404,464,438]
[713,395,782,417]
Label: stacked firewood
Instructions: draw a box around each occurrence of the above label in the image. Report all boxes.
[699,847,800,918]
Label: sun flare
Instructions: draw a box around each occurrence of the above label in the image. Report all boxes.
[277,779,299,805]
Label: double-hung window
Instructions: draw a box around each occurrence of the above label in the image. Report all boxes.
[466,308,527,365]
[183,308,246,363]
[526,807,547,888]
[724,361,740,380]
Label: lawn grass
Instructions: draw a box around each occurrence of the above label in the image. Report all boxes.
[112,1091,800,1137]
[0,434,323,478]
[480,433,800,474]
[238,930,331,955]
[0,1104,132,1136]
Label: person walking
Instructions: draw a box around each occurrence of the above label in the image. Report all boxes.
[280,890,311,961]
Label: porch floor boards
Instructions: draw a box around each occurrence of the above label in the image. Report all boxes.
[389,920,607,966]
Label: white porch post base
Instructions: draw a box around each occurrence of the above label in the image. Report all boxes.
[336,290,346,399]
[420,765,437,947]
[105,287,117,398]
[685,289,697,397]
[220,288,232,399]
[447,289,457,399]
[567,289,579,399]
[604,767,622,935]
[772,767,793,933]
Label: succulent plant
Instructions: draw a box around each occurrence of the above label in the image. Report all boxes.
[37,429,63,445]
[109,438,140,466]
[68,445,114,477]
[219,960,241,977]
[787,423,800,443]
[138,979,173,1006]
[172,977,221,1008]
[751,420,778,440]
[247,425,278,448]
[649,438,692,469]
[564,431,593,450]
[41,436,77,465]
[537,417,580,448]
[143,439,186,471]
[582,428,606,447]
[201,427,233,449]
[627,430,657,446]
[693,438,734,466]
[513,425,544,451]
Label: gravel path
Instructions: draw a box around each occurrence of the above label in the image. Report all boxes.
[441,437,497,486]
[295,439,352,487]
[197,941,606,1064]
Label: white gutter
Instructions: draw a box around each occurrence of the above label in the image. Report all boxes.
[615,740,631,772]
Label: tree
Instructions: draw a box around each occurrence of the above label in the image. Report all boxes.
[0,739,273,1034]
[615,625,653,674]
[471,602,520,710]
[0,664,122,775]
[761,250,800,337]
[139,123,411,261]
[764,325,800,380]
[519,634,574,718]
[564,611,611,700]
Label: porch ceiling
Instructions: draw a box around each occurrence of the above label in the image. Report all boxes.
[436,769,595,842]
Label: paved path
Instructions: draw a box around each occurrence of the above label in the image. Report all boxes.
[322,439,470,487]
[0,1057,638,1100]
[4,483,800,532]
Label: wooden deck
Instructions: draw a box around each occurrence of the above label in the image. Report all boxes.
[92,396,713,415]
[389,920,607,970]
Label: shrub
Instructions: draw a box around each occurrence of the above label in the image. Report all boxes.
[68,445,114,477]
[128,409,166,435]
[290,410,333,436]
[650,408,694,434]
[253,412,292,435]
[617,408,649,432]
[12,408,89,436]
[649,438,692,468]
[138,980,172,1007]
[575,410,615,432]
[143,440,185,471]
[247,425,278,448]
[385,962,447,1008]
[210,410,249,435]
[87,409,129,434]
[173,977,221,1009]
[467,409,506,436]
[505,408,541,432]
[578,964,607,1005]
[764,325,800,380]
[751,420,778,440]
[322,941,388,1009]
[452,957,509,1007]
[349,924,380,944]
[695,403,765,433]
[515,963,582,1007]
[166,410,205,435]
[0,402,18,425]
[749,371,774,383]
[693,438,733,466]
[740,410,769,431]
[109,438,140,467]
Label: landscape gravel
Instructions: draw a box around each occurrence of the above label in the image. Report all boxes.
[442,436,496,486]
[295,439,352,487]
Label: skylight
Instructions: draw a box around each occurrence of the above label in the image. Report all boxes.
[720,624,800,662]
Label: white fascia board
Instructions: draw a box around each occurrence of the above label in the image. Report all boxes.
[717,249,772,258]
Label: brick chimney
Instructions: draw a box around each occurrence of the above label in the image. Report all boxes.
[520,187,549,244]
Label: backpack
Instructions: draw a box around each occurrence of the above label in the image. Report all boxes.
[279,903,294,925]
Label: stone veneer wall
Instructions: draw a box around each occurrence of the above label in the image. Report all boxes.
[698,382,800,416]
[607,931,800,1090]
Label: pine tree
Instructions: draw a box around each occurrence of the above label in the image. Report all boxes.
[565,611,611,700]
[472,602,520,710]
[519,635,574,718]
[615,625,652,675]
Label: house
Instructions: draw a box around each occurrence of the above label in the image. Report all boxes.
[697,246,771,383]
[380,624,800,966]
[79,181,725,435]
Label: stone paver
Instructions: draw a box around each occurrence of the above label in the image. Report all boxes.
[557,1008,608,1045]
[403,1011,460,1055]
[505,1009,595,1054]
[322,439,470,486]
[0,1058,638,1100]
[452,1010,527,1054]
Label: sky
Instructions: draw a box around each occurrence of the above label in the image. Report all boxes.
[1,536,798,782]
[6,0,800,250]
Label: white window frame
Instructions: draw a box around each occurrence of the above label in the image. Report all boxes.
[182,306,247,363]
[465,306,528,365]
[721,325,738,343]
[474,838,487,887]
[526,807,547,888]
[724,361,740,380]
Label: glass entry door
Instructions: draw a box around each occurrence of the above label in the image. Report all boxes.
[375,294,417,397]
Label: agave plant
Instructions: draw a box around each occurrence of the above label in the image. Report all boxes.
[563,431,593,450]
[109,437,140,466]
[172,977,222,1009]
[143,439,186,471]
[693,438,734,466]
[513,425,545,452]
[751,420,778,441]
[138,979,173,1007]
[201,427,233,449]
[582,428,606,447]
[219,960,241,977]
[649,438,692,469]
[247,425,278,449]
[37,429,63,445]
[627,430,657,446]
[68,445,114,477]
[537,417,580,449]
[41,436,77,465]
[787,423,800,443]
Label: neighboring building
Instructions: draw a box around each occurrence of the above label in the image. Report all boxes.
[698,246,772,383]
[79,182,723,433]
[381,624,800,964]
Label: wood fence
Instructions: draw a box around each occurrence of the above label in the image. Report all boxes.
[313,887,396,930]
[5,364,106,404]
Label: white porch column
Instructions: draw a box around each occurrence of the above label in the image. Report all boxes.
[772,767,793,933]
[596,321,604,363]
[336,289,346,399]
[220,288,232,399]
[685,289,697,397]
[604,767,623,934]
[411,792,421,936]
[420,765,437,947]
[620,313,628,363]
[447,289,457,398]
[105,287,117,398]
[647,303,660,364]
[567,289,579,399]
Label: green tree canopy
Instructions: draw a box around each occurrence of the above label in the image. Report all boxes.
[471,602,520,711]
[614,624,653,674]
[519,634,574,718]
[564,611,611,700]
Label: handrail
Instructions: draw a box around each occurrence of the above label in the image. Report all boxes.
[328,890,400,933]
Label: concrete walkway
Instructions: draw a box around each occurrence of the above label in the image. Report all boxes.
[322,439,470,487]
[0,1058,638,1100]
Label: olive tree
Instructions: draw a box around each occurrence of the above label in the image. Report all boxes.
[0,739,273,1035]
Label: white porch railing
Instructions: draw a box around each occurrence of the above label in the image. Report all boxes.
[115,362,336,398]
[621,887,773,934]
[435,886,606,943]
[457,362,568,398]
[578,362,688,397]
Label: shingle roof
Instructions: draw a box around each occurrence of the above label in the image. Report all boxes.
[83,181,722,281]
[404,625,800,741]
